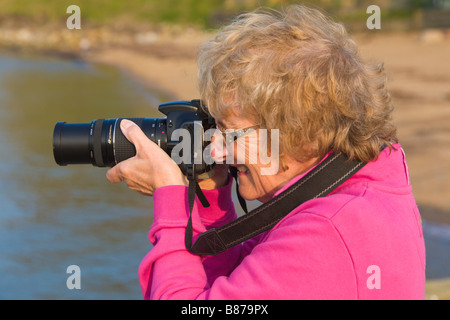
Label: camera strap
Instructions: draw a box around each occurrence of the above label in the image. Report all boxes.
[184,150,367,256]
[185,171,211,249]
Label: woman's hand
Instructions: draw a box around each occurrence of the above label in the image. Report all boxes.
[106,119,187,196]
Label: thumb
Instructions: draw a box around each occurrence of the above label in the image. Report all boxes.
[120,119,148,151]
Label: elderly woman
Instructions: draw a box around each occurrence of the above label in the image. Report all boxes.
[106,5,425,299]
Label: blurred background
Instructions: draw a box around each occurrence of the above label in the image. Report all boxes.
[0,0,448,299]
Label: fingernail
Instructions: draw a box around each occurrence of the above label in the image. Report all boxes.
[120,119,133,131]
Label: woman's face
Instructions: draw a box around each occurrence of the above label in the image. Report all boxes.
[211,111,313,203]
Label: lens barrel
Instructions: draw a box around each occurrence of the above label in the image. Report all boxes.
[53,118,167,167]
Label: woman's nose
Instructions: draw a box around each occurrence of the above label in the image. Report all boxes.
[209,131,228,163]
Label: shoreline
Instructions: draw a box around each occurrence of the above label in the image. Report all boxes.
[85,46,200,101]
[0,24,210,98]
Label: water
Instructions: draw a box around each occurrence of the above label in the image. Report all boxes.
[0,52,448,299]
[0,52,167,299]
[423,219,450,279]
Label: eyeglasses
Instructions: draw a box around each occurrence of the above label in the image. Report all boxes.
[215,123,260,145]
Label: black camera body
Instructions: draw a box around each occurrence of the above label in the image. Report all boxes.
[53,99,216,177]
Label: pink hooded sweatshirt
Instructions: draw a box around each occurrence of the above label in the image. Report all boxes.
[138,143,425,299]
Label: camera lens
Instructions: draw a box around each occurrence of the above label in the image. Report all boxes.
[53,121,92,166]
[53,118,167,167]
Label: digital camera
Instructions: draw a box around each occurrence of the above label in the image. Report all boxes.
[52,99,215,177]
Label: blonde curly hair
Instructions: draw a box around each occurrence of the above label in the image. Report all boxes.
[197,5,397,163]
